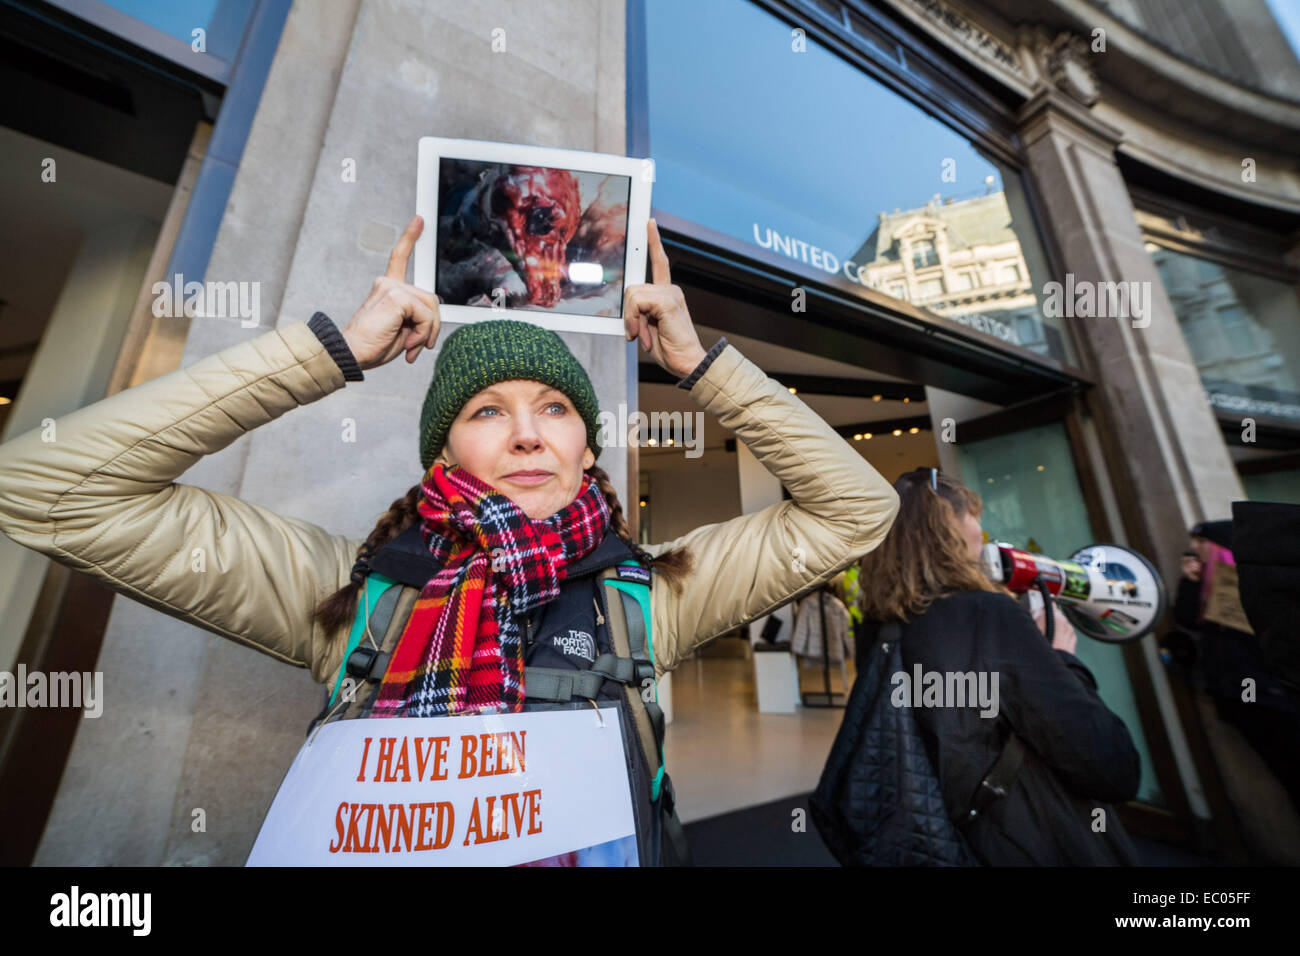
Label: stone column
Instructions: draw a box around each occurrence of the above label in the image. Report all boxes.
[1016,85,1245,577]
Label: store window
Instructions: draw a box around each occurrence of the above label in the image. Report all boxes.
[1148,244,1300,423]
[48,0,256,81]
[955,422,1165,806]
[105,0,252,55]
[640,0,1071,363]
[1241,469,1300,505]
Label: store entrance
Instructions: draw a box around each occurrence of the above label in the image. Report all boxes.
[638,314,944,824]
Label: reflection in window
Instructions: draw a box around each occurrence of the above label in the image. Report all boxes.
[102,0,255,61]
[912,239,939,269]
[851,192,1043,350]
[642,0,1069,362]
[1150,246,1300,422]
[956,422,1163,806]
[1242,469,1300,505]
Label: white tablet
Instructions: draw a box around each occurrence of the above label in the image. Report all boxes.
[414,138,653,335]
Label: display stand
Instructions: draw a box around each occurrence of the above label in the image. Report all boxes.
[800,590,844,709]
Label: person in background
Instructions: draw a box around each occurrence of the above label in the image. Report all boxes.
[854,466,1141,865]
[1174,520,1300,816]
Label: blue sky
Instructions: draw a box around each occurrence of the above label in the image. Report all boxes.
[1267,0,1300,61]
[645,0,1006,262]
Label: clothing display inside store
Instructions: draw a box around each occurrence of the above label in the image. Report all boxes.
[792,588,854,705]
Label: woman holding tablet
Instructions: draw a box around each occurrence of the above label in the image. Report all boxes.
[0,217,899,866]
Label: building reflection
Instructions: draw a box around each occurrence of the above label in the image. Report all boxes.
[848,188,1047,354]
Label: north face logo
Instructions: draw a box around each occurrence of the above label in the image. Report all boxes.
[552,629,596,663]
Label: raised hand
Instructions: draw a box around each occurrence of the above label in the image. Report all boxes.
[623,219,707,379]
[340,215,442,370]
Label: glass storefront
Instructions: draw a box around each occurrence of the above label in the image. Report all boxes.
[641,0,1072,363]
[103,0,255,59]
[1149,244,1300,424]
[956,423,1165,806]
[637,0,1172,813]
[1242,468,1300,505]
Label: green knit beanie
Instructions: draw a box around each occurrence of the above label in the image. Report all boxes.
[419,320,603,471]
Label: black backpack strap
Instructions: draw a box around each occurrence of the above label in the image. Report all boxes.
[523,653,638,702]
[961,732,1026,827]
[657,773,692,866]
[613,586,665,749]
[881,619,1024,829]
[523,666,607,702]
[307,584,416,737]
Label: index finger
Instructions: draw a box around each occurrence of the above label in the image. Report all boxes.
[647,218,671,285]
[387,215,424,280]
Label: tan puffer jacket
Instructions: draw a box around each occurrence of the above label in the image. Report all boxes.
[0,320,899,685]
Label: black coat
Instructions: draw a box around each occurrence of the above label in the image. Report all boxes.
[1231,501,1300,696]
[858,590,1142,865]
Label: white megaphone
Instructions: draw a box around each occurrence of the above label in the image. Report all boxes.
[979,542,1167,644]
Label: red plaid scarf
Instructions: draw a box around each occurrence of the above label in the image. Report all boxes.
[370,463,609,717]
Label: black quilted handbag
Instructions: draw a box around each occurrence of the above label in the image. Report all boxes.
[811,622,992,866]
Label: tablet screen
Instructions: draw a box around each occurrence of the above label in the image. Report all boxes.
[436,159,632,318]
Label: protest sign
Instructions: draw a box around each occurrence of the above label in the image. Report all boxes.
[247,706,638,866]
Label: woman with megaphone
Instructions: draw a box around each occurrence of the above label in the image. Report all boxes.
[816,467,1140,866]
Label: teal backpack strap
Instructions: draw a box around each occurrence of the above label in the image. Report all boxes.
[603,562,691,863]
[328,572,400,709]
[603,561,665,801]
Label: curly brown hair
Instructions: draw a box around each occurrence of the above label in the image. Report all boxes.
[313,463,692,635]
[857,467,1006,623]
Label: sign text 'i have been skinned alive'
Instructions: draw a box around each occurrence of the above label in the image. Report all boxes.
[247,708,638,866]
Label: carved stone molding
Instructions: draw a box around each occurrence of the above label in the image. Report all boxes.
[901,0,1025,77]
[1028,27,1101,107]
